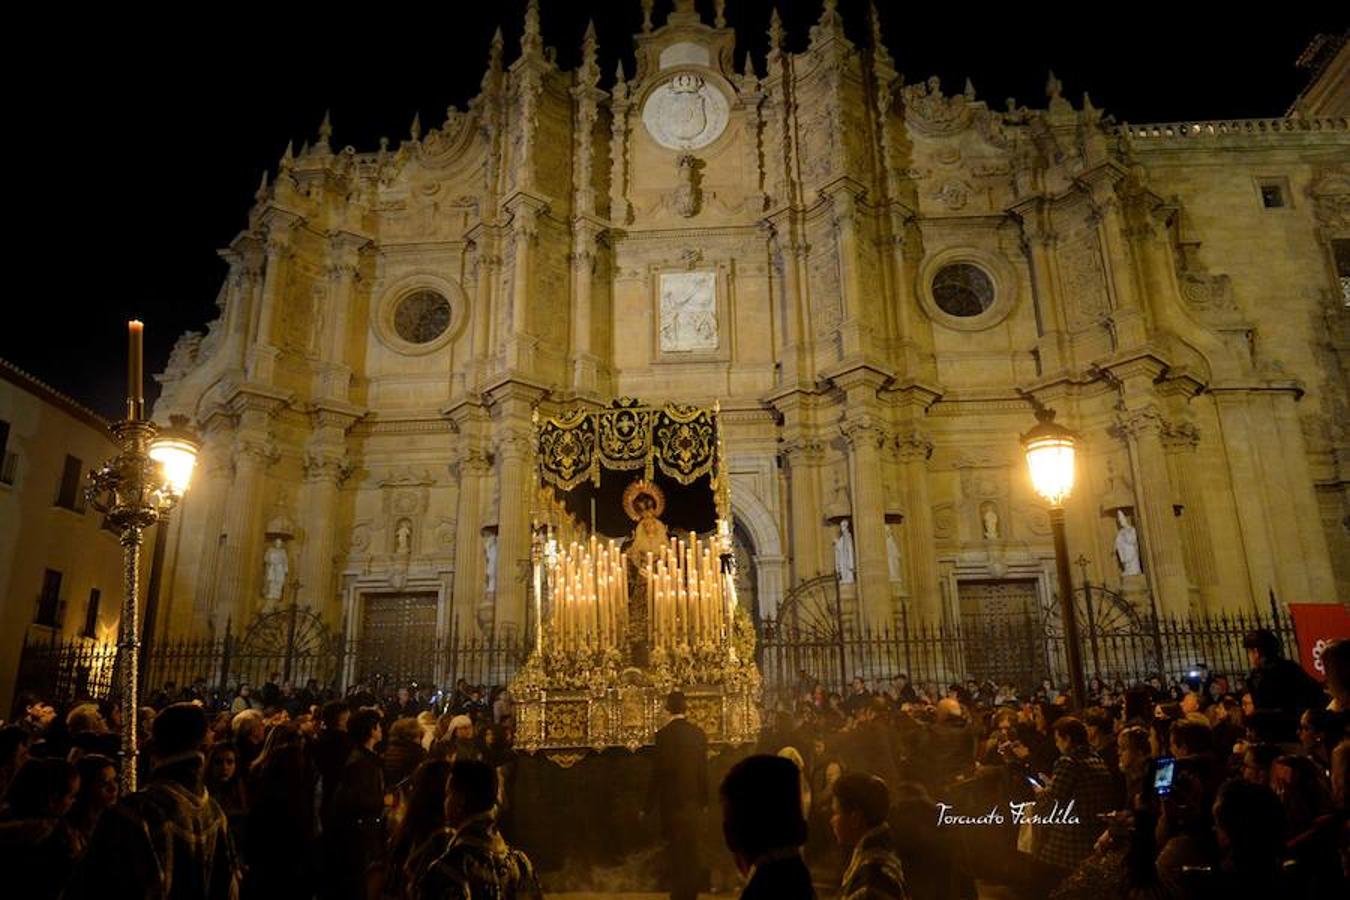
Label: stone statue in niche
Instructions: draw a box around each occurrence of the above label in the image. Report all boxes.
[483,531,498,594]
[395,519,412,555]
[263,538,288,601]
[1115,509,1143,576]
[982,505,1000,540]
[886,525,903,583]
[834,520,856,584]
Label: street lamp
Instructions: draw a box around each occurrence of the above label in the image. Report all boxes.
[1021,407,1087,709]
[87,321,199,792]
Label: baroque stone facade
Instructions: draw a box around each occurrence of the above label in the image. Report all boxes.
[152,1,1349,646]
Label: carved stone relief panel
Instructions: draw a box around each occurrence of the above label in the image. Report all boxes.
[1058,225,1111,329]
[642,72,730,151]
[659,270,718,351]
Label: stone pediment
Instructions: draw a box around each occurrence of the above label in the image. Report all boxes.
[632,1,737,85]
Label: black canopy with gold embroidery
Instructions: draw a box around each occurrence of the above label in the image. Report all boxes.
[537,398,719,490]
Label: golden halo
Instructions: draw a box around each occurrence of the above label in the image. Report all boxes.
[622,479,666,521]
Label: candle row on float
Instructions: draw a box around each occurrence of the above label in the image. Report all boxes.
[645,533,728,653]
[547,535,629,653]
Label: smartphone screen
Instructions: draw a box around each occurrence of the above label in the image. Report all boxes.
[1153,756,1176,796]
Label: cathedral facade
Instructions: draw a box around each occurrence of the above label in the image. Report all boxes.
[151,2,1349,651]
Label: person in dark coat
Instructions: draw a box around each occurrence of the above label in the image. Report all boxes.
[719,754,816,900]
[646,690,709,900]
[831,772,908,900]
[411,759,543,900]
[66,703,239,900]
[326,709,386,900]
[312,700,351,820]
[1244,629,1326,718]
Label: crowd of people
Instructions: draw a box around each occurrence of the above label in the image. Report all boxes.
[0,630,1345,899]
[752,629,1349,898]
[0,675,525,899]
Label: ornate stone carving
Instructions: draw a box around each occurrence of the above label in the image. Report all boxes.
[1177,272,1238,313]
[934,179,972,211]
[659,271,717,351]
[642,72,729,151]
[1059,226,1112,328]
[1115,406,1166,439]
[163,331,203,379]
[1307,165,1350,231]
[1160,420,1201,452]
[895,430,934,462]
[901,76,974,135]
[932,503,957,541]
[672,154,702,218]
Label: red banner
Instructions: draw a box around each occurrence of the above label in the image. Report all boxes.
[1289,603,1350,680]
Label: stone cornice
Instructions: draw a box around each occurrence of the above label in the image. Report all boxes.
[223,382,293,417]
[351,416,456,436]
[1207,379,1307,400]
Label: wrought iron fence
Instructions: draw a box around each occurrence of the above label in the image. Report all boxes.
[758,604,1298,709]
[13,609,531,714]
[15,600,1298,716]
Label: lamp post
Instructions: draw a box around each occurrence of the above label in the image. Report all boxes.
[1021,407,1087,709]
[87,321,199,793]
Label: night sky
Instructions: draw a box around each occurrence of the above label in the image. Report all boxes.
[7,2,1342,420]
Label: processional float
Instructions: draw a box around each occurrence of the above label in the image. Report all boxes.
[510,399,761,758]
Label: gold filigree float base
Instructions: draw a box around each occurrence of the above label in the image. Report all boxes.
[510,653,762,755]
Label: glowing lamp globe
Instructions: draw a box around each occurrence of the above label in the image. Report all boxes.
[1021,408,1077,507]
[148,419,201,496]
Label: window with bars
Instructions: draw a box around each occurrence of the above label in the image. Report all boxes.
[36,569,63,628]
[1334,239,1350,307]
[0,419,13,485]
[83,588,101,638]
[54,454,84,511]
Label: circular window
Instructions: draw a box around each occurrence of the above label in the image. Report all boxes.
[393,290,451,344]
[931,263,995,318]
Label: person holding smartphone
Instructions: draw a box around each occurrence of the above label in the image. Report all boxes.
[1026,717,1117,892]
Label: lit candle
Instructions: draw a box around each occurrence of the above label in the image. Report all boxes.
[127,320,144,421]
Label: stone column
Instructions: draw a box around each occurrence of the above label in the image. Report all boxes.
[185,428,234,636]
[299,410,354,623]
[1013,198,1071,372]
[448,400,492,634]
[248,213,298,382]
[768,217,810,387]
[769,388,825,585]
[1079,170,1148,348]
[885,211,936,381]
[214,394,283,626]
[782,438,826,584]
[569,221,604,393]
[492,428,533,636]
[829,187,871,360]
[320,233,365,401]
[215,438,275,627]
[1116,405,1190,616]
[895,429,941,622]
[1160,421,1219,611]
[1210,391,1274,607]
[1269,392,1336,602]
[220,238,262,373]
[503,197,544,373]
[841,413,891,625]
[485,383,544,636]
